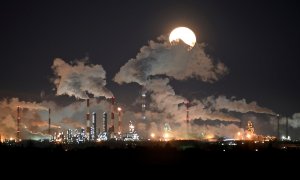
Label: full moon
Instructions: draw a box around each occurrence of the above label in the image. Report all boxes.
[169,27,196,47]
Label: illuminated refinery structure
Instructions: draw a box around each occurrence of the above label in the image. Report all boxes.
[235,120,276,141]
[51,97,140,143]
[117,107,122,139]
[123,121,139,141]
[10,98,279,144]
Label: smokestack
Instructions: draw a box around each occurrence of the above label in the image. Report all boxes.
[185,101,190,137]
[286,116,288,139]
[103,112,108,132]
[117,107,122,135]
[48,108,51,136]
[17,106,21,142]
[277,114,280,140]
[110,97,115,135]
[186,101,190,124]
[141,87,146,120]
[86,99,91,141]
[92,112,97,141]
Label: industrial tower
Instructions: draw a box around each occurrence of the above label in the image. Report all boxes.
[103,112,108,132]
[141,86,146,121]
[109,97,115,138]
[184,101,190,138]
[117,107,122,135]
[86,99,91,140]
[16,106,21,142]
[48,108,51,136]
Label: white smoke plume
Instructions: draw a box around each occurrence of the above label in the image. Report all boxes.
[144,78,239,123]
[0,98,48,139]
[204,96,275,115]
[278,113,300,128]
[52,58,113,99]
[288,113,300,128]
[114,36,228,85]
[39,98,111,130]
[0,97,48,111]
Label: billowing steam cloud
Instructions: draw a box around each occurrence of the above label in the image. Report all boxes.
[114,36,228,85]
[39,98,111,130]
[288,113,300,128]
[0,97,48,111]
[0,98,48,139]
[52,58,113,99]
[113,35,279,139]
[204,96,275,115]
[278,113,300,128]
[144,78,239,123]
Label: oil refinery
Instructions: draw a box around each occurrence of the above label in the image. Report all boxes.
[0,97,286,145]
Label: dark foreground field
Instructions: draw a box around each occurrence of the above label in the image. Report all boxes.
[1,140,299,170]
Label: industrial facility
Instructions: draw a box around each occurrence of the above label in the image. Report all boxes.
[0,94,291,145]
[50,98,140,143]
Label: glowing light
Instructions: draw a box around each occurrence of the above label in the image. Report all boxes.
[205,134,214,139]
[150,133,155,138]
[117,107,122,111]
[169,27,196,47]
[246,133,251,139]
[164,133,169,138]
[237,132,241,136]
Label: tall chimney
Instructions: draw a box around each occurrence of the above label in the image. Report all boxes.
[277,114,280,140]
[92,112,97,141]
[286,116,289,139]
[48,108,51,135]
[86,99,91,141]
[117,107,122,135]
[110,97,115,134]
[17,106,21,142]
[103,112,108,132]
[186,101,190,124]
[141,87,146,120]
[185,101,190,137]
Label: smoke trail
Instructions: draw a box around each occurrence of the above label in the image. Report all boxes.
[204,96,275,115]
[114,36,228,85]
[52,58,113,99]
[143,78,239,123]
[0,98,48,110]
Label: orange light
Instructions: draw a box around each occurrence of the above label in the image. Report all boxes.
[151,133,155,138]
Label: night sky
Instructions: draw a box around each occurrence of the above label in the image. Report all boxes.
[1,0,299,117]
